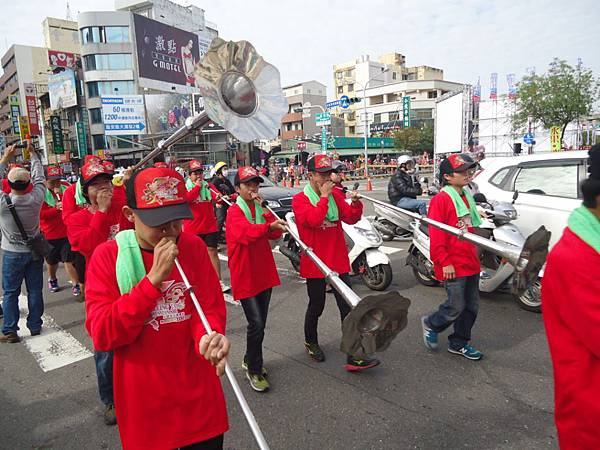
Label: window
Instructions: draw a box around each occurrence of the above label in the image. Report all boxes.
[373,113,382,124]
[344,69,353,77]
[87,82,99,98]
[87,80,135,97]
[336,72,343,79]
[392,72,397,80]
[82,27,101,44]
[389,112,400,121]
[347,112,355,121]
[414,109,433,119]
[81,26,129,44]
[347,84,354,92]
[428,91,438,99]
[337,86,343,94]
[349,126,355,134]
[489,167,512,188]
[90,108,103,124]
[387,93,398,103]
[92,134,106,149]
[84,54,133,71]
[514,164,579,199]
[105,27,129,43]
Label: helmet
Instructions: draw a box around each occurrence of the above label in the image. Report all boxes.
[214,161,227,173]
[397,155,413,166]
[332,160,346,173]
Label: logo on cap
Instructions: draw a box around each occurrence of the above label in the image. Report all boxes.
[448,154,466,169]
[84,158,106,179]
[47,166,62,177]
[189,160,203,171]
[141,176,184,206]
[315,155,332,169]
[240,166,259,178]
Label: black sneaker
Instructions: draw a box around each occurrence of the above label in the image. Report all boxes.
[103,404,117,426]
[30,329,41,337]
[304,342,325,362]
[345,356,380,372]
[0,332,21,344]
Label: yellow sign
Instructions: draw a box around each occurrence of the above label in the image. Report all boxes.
[550,126,561,152]
[18,116,30,140]
[97,150,105,158]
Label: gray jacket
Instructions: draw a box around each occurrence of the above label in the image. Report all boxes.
[0,154,46,253]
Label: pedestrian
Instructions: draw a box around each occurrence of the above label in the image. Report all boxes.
[542,144,600,449]
[66,156,133,426]
[183,160,224,287]
[0,142,45,342]
[226,167,286,392]
[40,165,80,296]
[210,161,236,243]
[292,154,380,371]
[421,153,483,360]
[85,166,229,450]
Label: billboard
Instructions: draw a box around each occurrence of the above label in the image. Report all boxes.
[133,14,200,94]
[48,50,77,69]
[48,68,77,110]
[434,91,464,154]
[9,94,20,135]
[23,83,40,135]
[144,93,192,134]
[101,95,147,135]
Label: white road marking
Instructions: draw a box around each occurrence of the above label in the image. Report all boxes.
[17,295,93,372]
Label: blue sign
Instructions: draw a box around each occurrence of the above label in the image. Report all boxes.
[523,133,535,145]
[340,95,350,109]
[101,95,147,136]
[105,122,146,131]
[325,100,340,109]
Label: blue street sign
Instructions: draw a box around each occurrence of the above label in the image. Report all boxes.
[105,122,146,131]
[340,95,350,109]
[326,100,340,109]
[523,133,535,145]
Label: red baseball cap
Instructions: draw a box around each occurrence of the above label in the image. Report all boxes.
[307,154,333,173]
[46,165,63,180]
[126,168,193,227]
[80,157,113,186]
[234,166,263,186]
[188,160,203,173]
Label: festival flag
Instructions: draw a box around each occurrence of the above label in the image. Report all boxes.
[490,73,498,100]
[507,73,517,100]
[472,77,481,103]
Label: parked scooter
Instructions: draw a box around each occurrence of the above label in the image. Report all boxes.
[372,201,415,241]
[406,192,542,312]
[280,209,393,291]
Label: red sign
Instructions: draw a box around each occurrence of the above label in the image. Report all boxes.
[24,84,40,136]
[48,50,77,69]
[296,141,306,151]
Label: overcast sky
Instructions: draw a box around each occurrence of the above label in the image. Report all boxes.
[1,0,598,100]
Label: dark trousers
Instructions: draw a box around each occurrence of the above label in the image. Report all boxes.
[215,204,229,234]
[240,289,272,374]
[304,274,352,344]
[178,434,224,450]
[94,350,114,406]
[426,274,480,350]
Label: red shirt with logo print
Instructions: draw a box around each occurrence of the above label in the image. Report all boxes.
[427,190,480,280]
[183,182,218,235]
[85,232,228,450]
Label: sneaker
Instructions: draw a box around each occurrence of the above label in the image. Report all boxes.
[421,316,438,351]
[448,344,484,361]
[242,359,268,377]
[0,332,21,343]
[72,284,81,297]
[103,404,117,426]
[30,329,41,336]
[345,356,381,372]
[304,341,325,362]
[246,372,270,392]
[48,278,60,293]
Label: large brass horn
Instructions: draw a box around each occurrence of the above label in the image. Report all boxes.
[354,186,551,295]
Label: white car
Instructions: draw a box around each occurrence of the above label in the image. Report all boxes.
[474,150,589,250]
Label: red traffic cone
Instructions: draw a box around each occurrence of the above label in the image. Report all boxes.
[366,177,373,191]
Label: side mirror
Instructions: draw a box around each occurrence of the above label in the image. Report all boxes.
[512,190,519,204]
[473,193,488,203]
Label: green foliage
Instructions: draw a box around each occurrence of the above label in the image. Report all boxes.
[393,122,434,155]
[512,59,600,141]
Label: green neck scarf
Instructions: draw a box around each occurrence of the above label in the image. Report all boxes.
[441,185,482,227]
[44,185,67,207]
[236,196,266,224]
[304,184,339,222]
[186,178,211,201]
[568,206,600,254]
[75,179,87,205]
[115,230,147,294]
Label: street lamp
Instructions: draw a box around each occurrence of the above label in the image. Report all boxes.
[354,67,389,178]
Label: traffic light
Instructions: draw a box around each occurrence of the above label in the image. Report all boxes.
[348,97,361,104]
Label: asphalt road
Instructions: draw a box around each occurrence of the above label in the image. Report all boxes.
[0,179,557,450]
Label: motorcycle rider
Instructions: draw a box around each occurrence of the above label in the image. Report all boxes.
[388,155,427,215]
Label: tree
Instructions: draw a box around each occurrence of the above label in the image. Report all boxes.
[512,58,600,143]
[393,122,434,156]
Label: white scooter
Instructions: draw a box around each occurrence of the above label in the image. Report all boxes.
[406,192,542,312]
[280,206,393,291]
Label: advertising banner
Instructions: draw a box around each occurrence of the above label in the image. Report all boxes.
[76,122,88,158]
[18,116,30,140]
[133,13,200,94]
[9,95,20,135]
[50,115,64,154]
[24,83,40,135]
[490,73,498,100]
[550,126,561,152]
[507,73,517,100]
[48,50,77,69]
[144,93,192,134]
[101,95,146,135]
[48,68,78,110]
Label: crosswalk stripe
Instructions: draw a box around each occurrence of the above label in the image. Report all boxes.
[17,295,93,372]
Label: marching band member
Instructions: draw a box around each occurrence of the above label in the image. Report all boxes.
[292,154,380,372]
[542,144,600,449]
[225,166,286,392]
[85,167,229,450]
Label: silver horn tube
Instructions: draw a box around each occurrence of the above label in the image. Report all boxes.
[174,259,270,450]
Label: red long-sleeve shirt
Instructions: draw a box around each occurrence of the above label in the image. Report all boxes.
[225,203,282,299]
[427,190,480,280]
[183,182,218,235]
[542,228,600,450]
[85,232,228,450]
[65,194,132,260]
[292,192,362,278]
[61,183,84,222]
[40,191,67,240]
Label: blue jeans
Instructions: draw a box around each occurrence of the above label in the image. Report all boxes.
[2,250,44,335]
[94,351,114,406]
[425,274,480,350]
[396,197,427,216]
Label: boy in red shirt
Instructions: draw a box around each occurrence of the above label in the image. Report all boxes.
[85,167,230,450]
[40,165,80,296]
[421,154,483,360]
[292,155,379,372]
[226,167,286,392]
[542,145,600,449]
